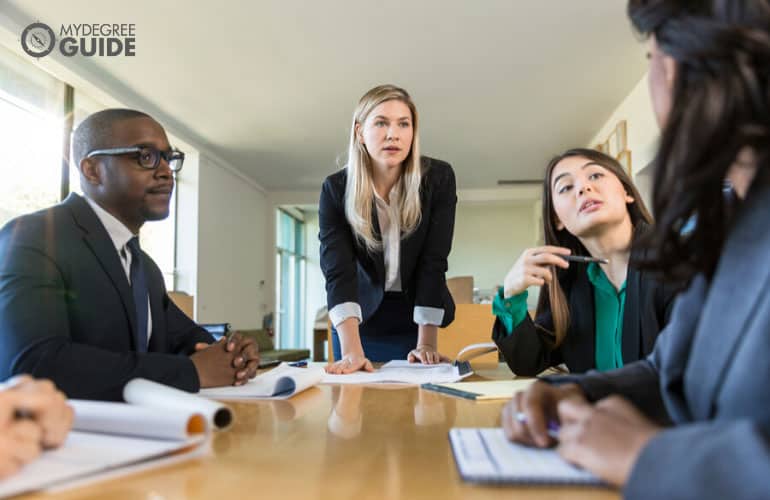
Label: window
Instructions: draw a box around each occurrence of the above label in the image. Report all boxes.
[276,209,305,349]
[0,45,65,227]
[0,43,179,290]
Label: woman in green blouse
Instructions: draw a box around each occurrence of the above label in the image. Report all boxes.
[492,148,679,376]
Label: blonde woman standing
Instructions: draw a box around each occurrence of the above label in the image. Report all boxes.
[319,84,457,374]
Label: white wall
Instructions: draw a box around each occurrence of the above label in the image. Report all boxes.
[448,200,541,308]
[589,72,660,206]
[174,152,200,298]
[194,154,270,329]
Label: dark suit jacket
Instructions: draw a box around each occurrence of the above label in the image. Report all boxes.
[492,233,679,376]
[0,193,213,401]
[319,157,457,327]
[556,182,770,500]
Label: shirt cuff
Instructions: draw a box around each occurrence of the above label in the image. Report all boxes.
[413,306,444,326]
[492,287,529,335]
[329,302,362,328]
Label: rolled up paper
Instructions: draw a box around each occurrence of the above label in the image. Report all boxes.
[123,378,234,430]
[70,400,207,440]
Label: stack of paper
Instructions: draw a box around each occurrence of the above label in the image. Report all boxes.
[322,360,472,385]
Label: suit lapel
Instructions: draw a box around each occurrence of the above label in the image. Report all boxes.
[686,186,770,419]
[621,266,642,363]
[65,194,138,348]
[568,269,596,372]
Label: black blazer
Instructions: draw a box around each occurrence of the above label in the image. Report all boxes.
[0,193,213,401]
[319,157,457,327]
[492,252,679,376]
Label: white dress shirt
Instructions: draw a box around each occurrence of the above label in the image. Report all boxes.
[374,185,403,292]
[85,196,152,344]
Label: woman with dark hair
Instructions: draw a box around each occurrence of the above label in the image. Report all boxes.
[492,148,678,376]
[501,1,770,497]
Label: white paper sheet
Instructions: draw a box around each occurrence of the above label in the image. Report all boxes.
[197,363,324,399]
[0,431,206,499]
[449,428,602,485]
[321,360,472,385]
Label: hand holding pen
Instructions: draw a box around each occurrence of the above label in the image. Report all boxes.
[0,375,73,477]
[502,246,608,298]
[500,380,585,448]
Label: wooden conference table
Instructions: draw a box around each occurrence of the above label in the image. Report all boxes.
[23,364,618,500]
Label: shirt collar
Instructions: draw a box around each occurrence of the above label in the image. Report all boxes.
[84,196,136,252]
[587,261,626,295]
[373,182,400,207]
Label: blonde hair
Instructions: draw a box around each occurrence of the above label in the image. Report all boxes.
[344,84,422,252]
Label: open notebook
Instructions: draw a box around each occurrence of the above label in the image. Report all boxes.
[0,379,222,498]
[449,428,603,485]
[198,362,324,399]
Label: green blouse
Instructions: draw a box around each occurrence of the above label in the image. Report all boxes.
[492,262,627,371]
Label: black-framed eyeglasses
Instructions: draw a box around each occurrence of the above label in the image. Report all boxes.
[85,146,185,172]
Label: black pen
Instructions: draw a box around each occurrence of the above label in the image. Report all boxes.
[13,408,33,420]
[561,255,609,265]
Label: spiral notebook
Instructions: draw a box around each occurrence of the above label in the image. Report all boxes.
[449,428,603,485]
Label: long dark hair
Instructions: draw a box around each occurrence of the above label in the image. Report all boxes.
[538,148,653,346]
[629,0,770,282]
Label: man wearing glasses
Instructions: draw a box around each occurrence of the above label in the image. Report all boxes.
[0,108,259,401]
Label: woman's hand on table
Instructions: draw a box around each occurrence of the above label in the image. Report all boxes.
[325,352,374,374]
[408,345,450,364]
